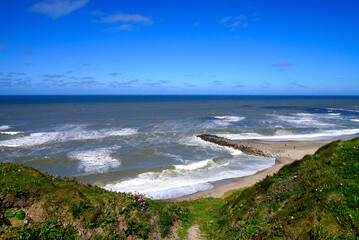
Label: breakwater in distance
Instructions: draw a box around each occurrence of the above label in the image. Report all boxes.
[197,134,276,158]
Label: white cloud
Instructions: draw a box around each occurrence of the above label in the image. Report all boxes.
[220,16,232,23]
[220,15,249,30]
[95,13,152,25]
[104,24,133,33]
[290,82,306,89]
[29,0,89,19]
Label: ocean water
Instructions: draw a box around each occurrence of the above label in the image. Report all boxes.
[1,95,359,199]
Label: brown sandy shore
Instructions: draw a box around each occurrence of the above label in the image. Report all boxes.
[173,138,339,201]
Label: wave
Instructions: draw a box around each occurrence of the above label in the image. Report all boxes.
[272,113,335,127]
[211,116,245,127]
[68,146,121,174]
[178,136,242,156]
[221,128,359,141]
[0,127,138,147]
[213,116,245,122]
[0,131,24,135]
[351,119,359,122]
[174,159,213,170]
[104,155,274,199]
[0,125,11,130]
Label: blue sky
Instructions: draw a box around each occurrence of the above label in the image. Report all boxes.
[0,0,358,95]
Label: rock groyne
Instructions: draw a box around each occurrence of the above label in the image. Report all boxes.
[197,134,276,158]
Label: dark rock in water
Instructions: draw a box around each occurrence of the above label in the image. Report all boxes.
[197,134,275,158]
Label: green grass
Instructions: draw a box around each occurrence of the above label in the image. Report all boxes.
[1,138,359,239]
[0,162,188,239]
[196,138,359,239]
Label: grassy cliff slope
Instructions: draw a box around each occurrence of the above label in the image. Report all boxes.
[185,138,359,239]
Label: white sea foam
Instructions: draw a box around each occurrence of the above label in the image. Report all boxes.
[0,132,24,135]
[213,116,245,122]
[0,125,11,130]
[0,127,138,147]
[68,146,121,173]
[351,119,359,122]
[179,136,223,149]
[179,136,242,155]
[223,146,243,155]
[211,116,245,127]
[175,159,213,170]
[104,155,275,199]
[327,108,359,113]
[273,113,334,127]
[221,128,359,141]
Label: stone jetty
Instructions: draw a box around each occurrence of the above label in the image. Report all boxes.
[197,134,276,158]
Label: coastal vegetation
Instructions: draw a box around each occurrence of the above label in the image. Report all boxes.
[1,138,358,239]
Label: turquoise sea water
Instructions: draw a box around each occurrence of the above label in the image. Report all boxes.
[1,95,359,199]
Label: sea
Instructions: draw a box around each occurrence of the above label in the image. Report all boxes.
[1,95,359,199]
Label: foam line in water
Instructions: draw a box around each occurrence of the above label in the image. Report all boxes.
[271,113,335,127]
[179,136,243,155]
[213,116,245,122]
[0,127,138,147]
[221,128,359,141]
[0,125,11,130]
[210,116,245,127]
[174,159,213,170]
[0,132,24,135]
[68,146,121,173]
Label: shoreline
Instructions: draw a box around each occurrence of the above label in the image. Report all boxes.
[173,138,337,201]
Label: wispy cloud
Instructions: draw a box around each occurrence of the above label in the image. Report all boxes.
[82,63,90,66]
[0,73,32,88]
[95,13,152,25]
[80,76,94,80]
[109,72,121,76]
[104,24,133,32]
[40,74,66,78]
[7,72,26,76]
[261,82,271,88]
[212,80,223,86]
[110,79,139,88]
[289,82,306,89]
[183,82,194,88]
[144,80,168,87]
[29,0,89,19]
[220,16,232,23]
[24,63,33,66]
[220,15,248,30]
[21,45,34,54]
[272,62,294,67]
[94,12,153,32]
[234,82,245,88]
[39,78,103,88]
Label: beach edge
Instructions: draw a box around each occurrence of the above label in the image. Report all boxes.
[173,137,344,201]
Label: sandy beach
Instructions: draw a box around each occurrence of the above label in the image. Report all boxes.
[174,139,336,201]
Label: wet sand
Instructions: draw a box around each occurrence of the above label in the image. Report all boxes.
[174,139,335,201]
